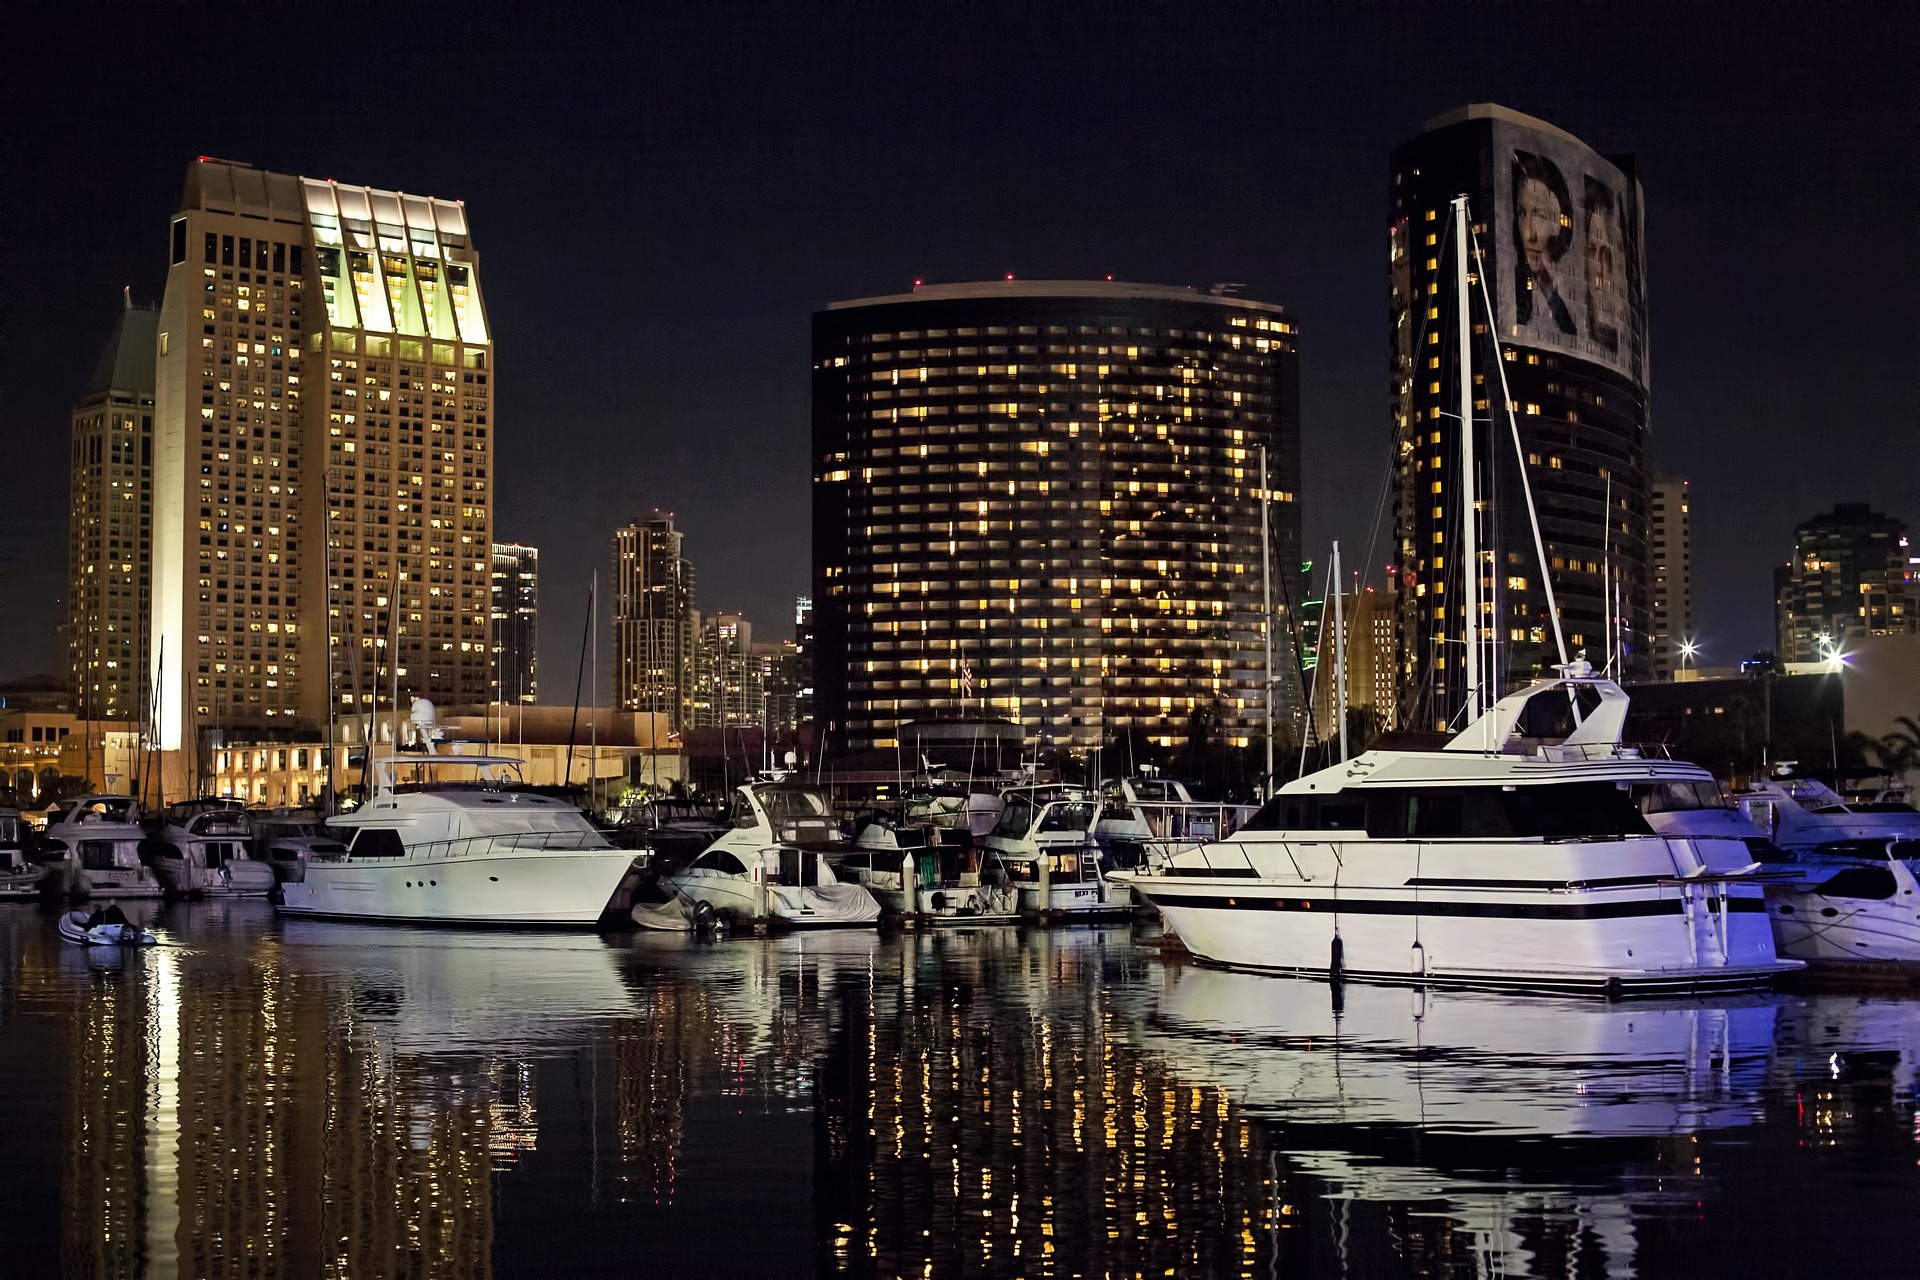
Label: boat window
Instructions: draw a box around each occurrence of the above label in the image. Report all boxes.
[1038,802,1094,833]
[1892,840,1920,862]
[1815,865,1898,901]
[1243,793,1363,832]
[79,840,123,870]
[1500,783,1652,839]
[350,828,406,858]
[761,789,832,822]
[692,850,748,876]
[1637,781,1729,814]
[994,796,1035,837]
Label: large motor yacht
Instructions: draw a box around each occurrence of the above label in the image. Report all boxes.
[149,798,277,897]
[0,808,39,899]
[39,796,164,899]
[1115,665,1802,995]
[279,718,636,925]
[661,781,880,928]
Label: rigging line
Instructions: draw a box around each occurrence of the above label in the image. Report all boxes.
[1469,222,1569,668]
[1298,550,1336,778]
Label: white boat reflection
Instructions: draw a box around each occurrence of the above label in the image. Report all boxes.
[1137,966,1778,1275]
[1144,966,1774,1138]
[275,922,637,1055]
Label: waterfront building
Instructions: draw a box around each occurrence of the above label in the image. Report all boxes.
[1775,503,1914,662]
[1308,588,1399,745]
[612,513,695,729]
[1649,473,1692,678]
[490,543,538,704]
[67,295,158,724]
[812,279,1303,755]
[151,158,494,780]
[688,610,759,728]
[1391,104,1653,729]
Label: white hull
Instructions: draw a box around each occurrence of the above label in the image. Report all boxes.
[1769,886,1920,963]
[1018,879,1133,918]
[665,872,882,929]
[279,848,635,925]
[1125,836,1799,994]
[65,866,164,899]
[153,859,277,898]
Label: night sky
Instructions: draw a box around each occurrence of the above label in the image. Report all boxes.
[5,2,1915,701]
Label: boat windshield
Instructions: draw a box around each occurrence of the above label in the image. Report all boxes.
[60,798,138,825]
[385,756,527,791]
[1636,780,1730,814]
[757,787,833,823]
[1037,802,1096,833]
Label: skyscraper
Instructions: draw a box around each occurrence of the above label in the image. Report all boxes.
[1649,473,1691,678]
[67,295,158,722]
[152,159,494,767]
[490,543,538,705]
[1391,105,1652,729]
[1775,503,1913,662]
[813,280,1302,755]
[688,611,756,729]
[612,513,694,729]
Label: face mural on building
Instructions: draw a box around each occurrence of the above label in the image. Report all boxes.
[1493,122,1647,384]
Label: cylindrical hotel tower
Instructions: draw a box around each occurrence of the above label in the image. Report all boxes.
[812,280,1302,756]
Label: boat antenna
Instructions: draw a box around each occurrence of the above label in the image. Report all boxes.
[564,575,593,796]
[1468,222,1568,669]
[389,573,402,753]
[1260,444,1274,787]
[1299,552,1332,777]
[325,613,337,809]
[1602,472,1614,675]
[1451,195,1484,725]
[1333,540,1349,763]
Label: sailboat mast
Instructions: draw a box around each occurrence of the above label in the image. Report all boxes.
[1333,540,1348,762]
[1260,444,1274,787]
[1453,195,1481,722]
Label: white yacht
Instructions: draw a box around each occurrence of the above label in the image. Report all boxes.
[1116,665,1801,995]
[977,785,1131,918]
[840,810,1020,923]
[39,795,163,899]
[279,745,635,926]
[660,782,880,928]
[148,798,277,897]
[0,808,39,899]
[1639,777,1920,965]
[1735,772,1920,854]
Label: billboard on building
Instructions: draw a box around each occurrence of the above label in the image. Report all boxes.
[1490,119,1647,385]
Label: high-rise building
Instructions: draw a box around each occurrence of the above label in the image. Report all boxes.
[792,595,815,734]
[152,159,494,766]
[1649,473,1691,678]
[812,280,1303,755]
[1775,503,1913,662]
[490,543,537,704]
[688,611,757,728]
[612,513,694,729]
[1308,589,1399,744]
[1391,105,1652,729]
[67,294,158,722]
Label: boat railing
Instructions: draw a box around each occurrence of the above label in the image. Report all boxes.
[1111,800,1259,842]
[339,829,617,862]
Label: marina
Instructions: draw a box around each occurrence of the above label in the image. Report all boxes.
[4,901,1920,1276]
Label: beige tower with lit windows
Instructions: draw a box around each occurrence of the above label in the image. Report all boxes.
[152,159,493,783]
[67,295,158,724]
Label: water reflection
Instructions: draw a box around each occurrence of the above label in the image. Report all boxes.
[3,906,1920,1277]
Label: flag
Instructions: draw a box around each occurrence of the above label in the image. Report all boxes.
[961,663,974,698]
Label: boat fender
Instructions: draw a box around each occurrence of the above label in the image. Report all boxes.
[1329,934,1345,982]
[1410,940,1426,976]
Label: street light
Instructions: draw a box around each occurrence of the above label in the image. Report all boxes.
[1679,639,1697,675]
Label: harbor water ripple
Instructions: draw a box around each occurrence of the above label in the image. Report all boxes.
[2,900,1917,1277]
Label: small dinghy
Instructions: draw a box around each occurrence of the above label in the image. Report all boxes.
[58,906,157,947]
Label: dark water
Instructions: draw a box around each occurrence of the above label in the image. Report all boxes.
[3,901,1918,1278]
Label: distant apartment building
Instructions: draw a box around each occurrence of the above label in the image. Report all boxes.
[612,513,694,728]
[1648,474,1692,678]
[812,280,1303,753]
[688,611,758,728]
[490,543,537,704]
[1775,503,1913,662]
[151,159,494,776]
[1309,589,1398,744]
[67,295,158,723]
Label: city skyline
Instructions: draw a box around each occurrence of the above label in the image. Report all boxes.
[6,4,1916,707]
